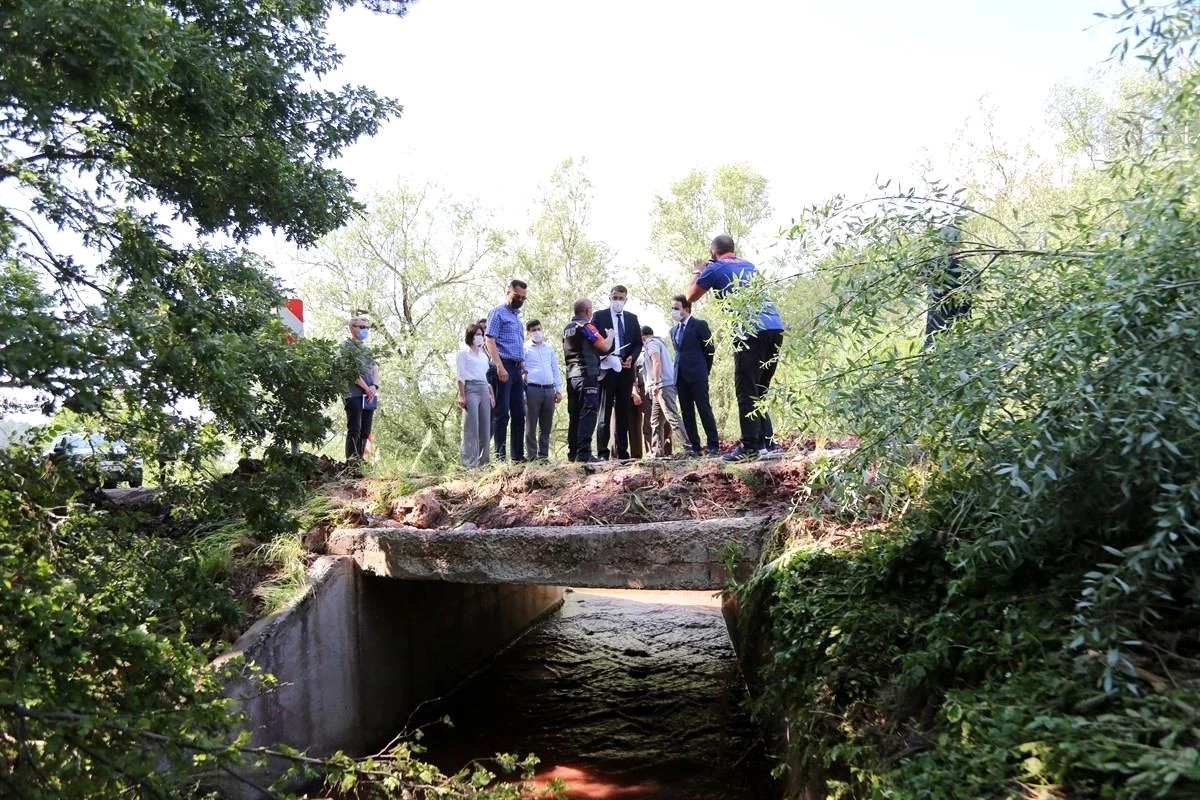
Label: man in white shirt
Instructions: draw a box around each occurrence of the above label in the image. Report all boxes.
[522,319,563,462]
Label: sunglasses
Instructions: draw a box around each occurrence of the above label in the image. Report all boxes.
[353,324,370,329]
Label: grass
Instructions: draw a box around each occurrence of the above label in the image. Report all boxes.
[295,492,341,531]
[194,514,313,619]
[252,531,309,614]
[194,520,255,578]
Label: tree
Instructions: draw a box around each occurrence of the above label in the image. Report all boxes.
[305,182,509,467]
[511,157,613,325]
[1,0,408,463]
[649,162,772,274]
[0,1,416,795]
[645,164,774,434]
[749,2,1200,795]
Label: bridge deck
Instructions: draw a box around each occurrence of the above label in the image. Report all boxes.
[327,515,774,590]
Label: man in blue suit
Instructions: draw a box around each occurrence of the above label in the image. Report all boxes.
[670,294,720,457]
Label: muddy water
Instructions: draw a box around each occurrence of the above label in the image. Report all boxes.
[414,589,777,800]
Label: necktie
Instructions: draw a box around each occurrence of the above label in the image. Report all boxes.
[617,313,625,354]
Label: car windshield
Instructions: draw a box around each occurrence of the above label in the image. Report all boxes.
[59,434,128,456]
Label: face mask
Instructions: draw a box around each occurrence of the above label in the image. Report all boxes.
[670,308,683,322]
[531,330,544,344]
[473,334,484,346]
[356,327,369,341]
[610,299,625,314]
[509,296,525,310]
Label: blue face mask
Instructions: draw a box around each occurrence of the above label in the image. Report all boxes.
[356,327,369,341]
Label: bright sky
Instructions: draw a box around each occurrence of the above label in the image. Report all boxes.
[264,0,1119,278]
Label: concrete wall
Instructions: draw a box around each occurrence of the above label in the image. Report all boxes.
[215,556,563,796]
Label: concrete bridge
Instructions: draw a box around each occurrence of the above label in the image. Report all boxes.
[326,515,775,590]
[219,515,773,797]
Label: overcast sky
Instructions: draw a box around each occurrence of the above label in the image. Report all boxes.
[266,0,1120,280]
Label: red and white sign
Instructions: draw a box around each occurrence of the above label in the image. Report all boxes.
[280,298,304,341]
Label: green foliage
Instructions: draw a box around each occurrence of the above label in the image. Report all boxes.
[283,743,566,799]
[514,157,614,321]
[2,0,402,460]
[738,2,1200,796]
[0,450,248,798]
[304,163,623,467]
[304,180,510,468]
[2,0,403,247]
[643,162,777,434]
[649,163,773,275]
[252,531,310,615]
[0,443,572,798]
[506,158,616,457]
[0,1,561,795]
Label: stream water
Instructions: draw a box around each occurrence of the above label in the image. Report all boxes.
[413,588,777,799]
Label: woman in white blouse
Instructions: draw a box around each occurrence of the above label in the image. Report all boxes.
[456,323,495,468]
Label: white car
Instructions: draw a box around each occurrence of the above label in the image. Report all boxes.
[51,433,144,488]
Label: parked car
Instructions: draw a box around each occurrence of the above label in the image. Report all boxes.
[51,433,144,488]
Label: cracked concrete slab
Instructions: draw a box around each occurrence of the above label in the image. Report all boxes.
[327,515,774,589]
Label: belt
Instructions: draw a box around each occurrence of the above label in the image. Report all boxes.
[527,383,555,389]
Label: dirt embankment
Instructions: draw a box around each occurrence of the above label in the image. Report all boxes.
[313,457,806,536]
[304,438,865,552]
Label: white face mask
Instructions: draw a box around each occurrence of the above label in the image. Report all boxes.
[473,334,484,346]
[610,299,626,314]
[670,308,684,322]
[531,330,544,344]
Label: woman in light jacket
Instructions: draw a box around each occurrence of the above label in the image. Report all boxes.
[456,322,495,468]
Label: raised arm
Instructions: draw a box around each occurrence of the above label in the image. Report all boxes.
[687,259,712,304]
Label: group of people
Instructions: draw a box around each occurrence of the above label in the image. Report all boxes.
[343,228,973,468]
[452,234,787,467]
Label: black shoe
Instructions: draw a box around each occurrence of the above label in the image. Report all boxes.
[585,455,607,464]
[704,447,721,458]
[722,443,755,462]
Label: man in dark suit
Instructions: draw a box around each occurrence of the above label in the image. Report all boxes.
[592,285,642,460]
[670,294,720,456]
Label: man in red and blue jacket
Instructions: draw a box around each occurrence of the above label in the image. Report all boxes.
[562,298,614,463]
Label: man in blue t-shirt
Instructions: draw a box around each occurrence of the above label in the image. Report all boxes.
[686,234,785,461]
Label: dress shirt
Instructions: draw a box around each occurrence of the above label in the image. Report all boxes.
[456,347,490,382]
[486,303,526,361]
[612,311,628,358]
[523,341,563,391]
[673,317,689,346]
